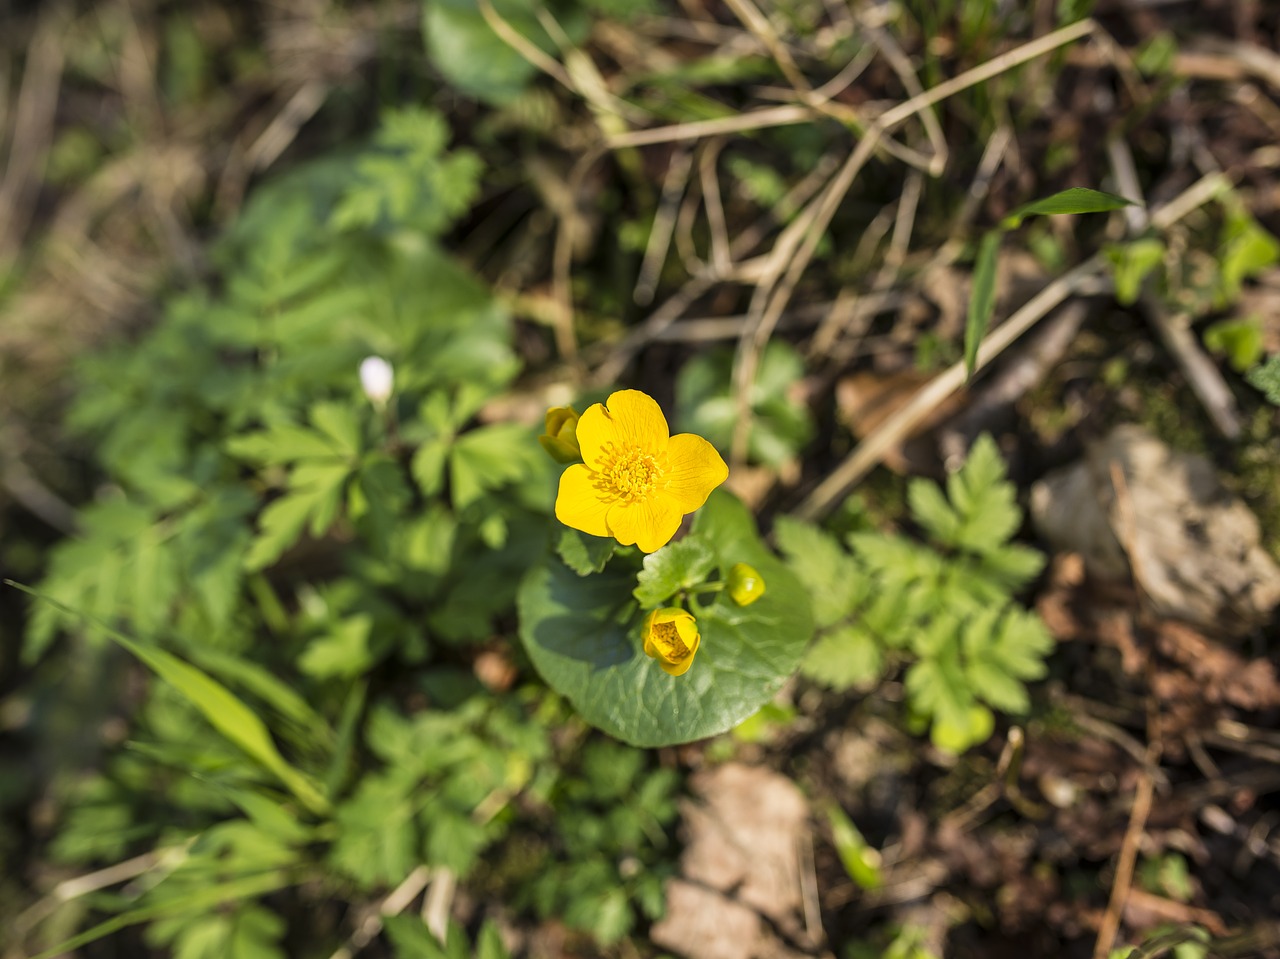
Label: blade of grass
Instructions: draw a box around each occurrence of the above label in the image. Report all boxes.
[25,870,294,959]
[6,580,330,816]
[965,231,1003,379]
[191,646,336,747]
[324,678,368,801]
[1001,186,1135,229]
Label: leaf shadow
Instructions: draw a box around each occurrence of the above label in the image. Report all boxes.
[530,612,635,671]
[532,564,641,671]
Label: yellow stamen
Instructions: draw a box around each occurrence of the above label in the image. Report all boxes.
[596,443,664,503]
[650,620,689,659]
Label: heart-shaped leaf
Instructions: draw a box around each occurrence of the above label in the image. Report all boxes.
[518,491,812,746]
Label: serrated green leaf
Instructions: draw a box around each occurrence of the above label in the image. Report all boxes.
[243,470,346,572]
[331,775,419,888]
[961,606,1029,712]
[299,613,374,680]
[947,433,1006,515]
[965,659,1029,713]
[423,808,488,875]
[801,624,883,690]
[519,491,813,747]
[591,887,633,945]
[557,527,617,576]
[859,579,922,648]
[475,921,511,959]
[905,651,972,729]
[774,516,865,628]
[383,915,456,959]
[959,605,1051,714]
[913,610,962,658]
[947,434,1022,555]
[150,895,288,959]
[990,606,1055,679]
[1001,187,1135,229]
[976,543,1046,591]
[411,439,451,497]
[632,537,717,608]
[225,425,339,464]
[965,231,1001,380]
[330,106,484,235]
[22,499,160,661]
[403,505,458,575]
[908,478,961,545]
[309,402,361,459]
[450,423,534,509]
[130,529,180,636]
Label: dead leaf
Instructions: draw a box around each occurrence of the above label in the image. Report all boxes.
[835,371,966,474]
[679,764,809,926]
[649,880,762,959]
[1156,620,1280,710]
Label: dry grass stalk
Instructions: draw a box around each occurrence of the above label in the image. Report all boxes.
[794,171,1230,521]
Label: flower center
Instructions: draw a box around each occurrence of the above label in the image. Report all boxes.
[651,621,689,659]
[597,444,664,503]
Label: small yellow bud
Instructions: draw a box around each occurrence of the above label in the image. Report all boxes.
[642,607,701,676]
[726,562,766,606]
[539,405,582,464]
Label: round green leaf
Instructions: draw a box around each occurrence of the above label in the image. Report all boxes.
[517,491,813,747]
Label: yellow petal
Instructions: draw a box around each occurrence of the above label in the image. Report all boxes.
[673,615,701,656]
[539,406,582,463]
[642,609,661,659]
[661,655,695,676]
[643,608,700,675]
[606,496,683,553]
[662,433,729,512]
[555,464,611,538]
[576,390,670,468]
[539,433,581,464]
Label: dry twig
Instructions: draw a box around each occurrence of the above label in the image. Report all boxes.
[794,172,1229,520]
[328,866,432,959]
[728,19,1099,464]
[0,5,66,264]
[1092,712,1162,959]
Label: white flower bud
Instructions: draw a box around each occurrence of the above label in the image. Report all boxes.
[359,356,394,406]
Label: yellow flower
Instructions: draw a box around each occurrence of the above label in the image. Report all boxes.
[643,607,701,676]
[539,405,582,463]
[554,390,728,553]
[726,562,766,606]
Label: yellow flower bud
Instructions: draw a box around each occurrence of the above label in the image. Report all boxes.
[642,607,701,676]
[539,405,582,464]
[726,562,766,606]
